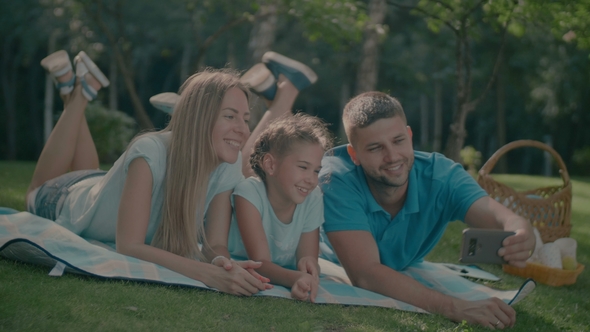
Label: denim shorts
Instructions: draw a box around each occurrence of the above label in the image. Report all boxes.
[27,169,107,221]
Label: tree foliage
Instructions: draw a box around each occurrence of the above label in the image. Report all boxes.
[1,0,589,177]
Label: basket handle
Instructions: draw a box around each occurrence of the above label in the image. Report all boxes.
[478,140,570,185]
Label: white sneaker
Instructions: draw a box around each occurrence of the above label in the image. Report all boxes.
[240,63,277,100]
[149,92,180,114]
[73,51,110,101]
[40,50,75,95]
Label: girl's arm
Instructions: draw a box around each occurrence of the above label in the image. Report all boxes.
[116,158,266,295]
[235,195,317,301]
[295,229,320,278]
[294,229,321,301]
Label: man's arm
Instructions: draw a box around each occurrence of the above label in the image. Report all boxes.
[464,196,535,267]
[328,230,516,329]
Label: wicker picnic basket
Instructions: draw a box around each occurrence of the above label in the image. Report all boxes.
[477,140,572,243]
[477,140,582,286]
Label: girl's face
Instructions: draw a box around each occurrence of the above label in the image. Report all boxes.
[212,87,250,164]
[266,142,324,205]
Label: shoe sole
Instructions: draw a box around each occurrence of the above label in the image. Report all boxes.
[76,51,110,87]
[40,50,72,77]
[262,51,318,84]
[149,92,180,114]
[240,63,276,92]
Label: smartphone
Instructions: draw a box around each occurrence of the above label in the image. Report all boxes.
[459,229,515,264]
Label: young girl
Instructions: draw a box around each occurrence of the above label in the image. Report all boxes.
[26,49,307,295]
[228,113,333,302]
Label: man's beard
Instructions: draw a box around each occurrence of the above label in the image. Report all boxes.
[365,166,409,188]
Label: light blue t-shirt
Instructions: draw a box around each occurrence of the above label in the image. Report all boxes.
[55,131,244,244]
[228,177,324,269]
[319,145,488,271]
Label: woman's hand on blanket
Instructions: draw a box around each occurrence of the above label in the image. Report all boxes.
[208,261,272,296]
[211,255,234,270]
[211,257,273,289]
[448,297,515,329]
[498,216,535,268]
[234,260,272,287]
[291,273,319,302]
[297,256,320,279]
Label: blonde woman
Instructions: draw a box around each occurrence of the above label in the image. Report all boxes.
[26,50,311,294]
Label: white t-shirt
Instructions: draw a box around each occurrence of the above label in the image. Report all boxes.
[54,131,244,244]
[228,177,324,269]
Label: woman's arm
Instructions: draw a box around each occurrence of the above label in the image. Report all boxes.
[202,189,271,285]
[235,195,314,300]
[202,190,233,261]
[116,158,266,295]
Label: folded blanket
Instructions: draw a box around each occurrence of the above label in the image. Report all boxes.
[0,212,534,312]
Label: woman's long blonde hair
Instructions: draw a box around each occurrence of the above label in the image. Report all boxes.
[149,68,248,261]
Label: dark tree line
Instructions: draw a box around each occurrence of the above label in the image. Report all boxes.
[1,0,589,176]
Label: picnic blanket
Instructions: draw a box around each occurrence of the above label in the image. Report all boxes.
[0,211,535,312]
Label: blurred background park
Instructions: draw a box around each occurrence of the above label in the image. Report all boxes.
[1,0,589,175]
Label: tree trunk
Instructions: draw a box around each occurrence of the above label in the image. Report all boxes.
[496,71,507,173]
[338,80,352,144]
[248,5,277,65]
[109,52,118,111]
[443,19,508,162]
[444,103,471,162]
[87,3,154,129]
[29,51,43,158]
[43,29,60,142]
[355,0,386,95]
[180,40,192,86]
[433,80,443,153]
[420,94,429,150]
[137,56,151,110]
[246,5,278,130]
[1,35,18,160]
[227,39,237,69]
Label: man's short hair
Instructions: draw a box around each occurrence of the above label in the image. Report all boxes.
[342,91,406,145]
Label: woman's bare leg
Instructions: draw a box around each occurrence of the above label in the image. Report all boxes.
[70,114,99,171]
[27,73,103,198]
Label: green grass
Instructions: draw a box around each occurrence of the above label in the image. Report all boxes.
[1,161,589,331]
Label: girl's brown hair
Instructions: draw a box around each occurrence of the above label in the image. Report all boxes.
[249,113,332,182]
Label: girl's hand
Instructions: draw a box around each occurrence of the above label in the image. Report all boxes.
[291,273,319,302]
[297,256,320,279]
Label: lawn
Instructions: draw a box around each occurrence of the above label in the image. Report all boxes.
[0,161,588,331]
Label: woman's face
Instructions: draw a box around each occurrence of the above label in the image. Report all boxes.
[211,87,250,164]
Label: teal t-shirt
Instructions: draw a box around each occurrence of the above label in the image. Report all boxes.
[319,145,488,271]
[55,131,244,244]
[228,177,324,269]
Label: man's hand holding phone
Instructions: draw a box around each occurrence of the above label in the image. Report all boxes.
[460,229,516,264]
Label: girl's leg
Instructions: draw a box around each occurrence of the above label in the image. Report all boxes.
[241,75,300,177]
